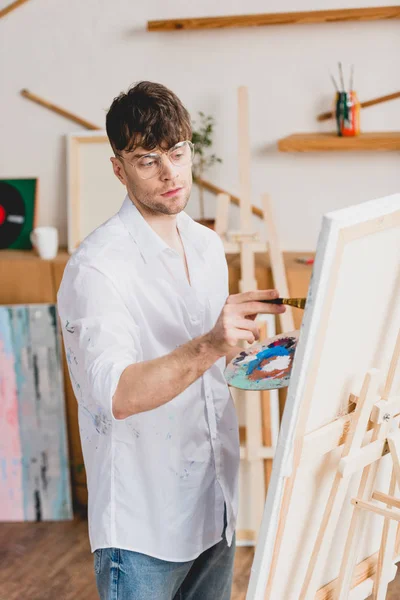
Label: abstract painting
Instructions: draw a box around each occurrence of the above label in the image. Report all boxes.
[0,304,72,521]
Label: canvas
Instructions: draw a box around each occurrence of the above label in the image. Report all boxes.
[247,194,400,599]
[66,131,125,253]
[0,304,73,521]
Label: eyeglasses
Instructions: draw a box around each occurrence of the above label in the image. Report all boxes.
[117,140,194,180]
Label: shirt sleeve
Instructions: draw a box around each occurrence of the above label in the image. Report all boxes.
[57,262,141,421]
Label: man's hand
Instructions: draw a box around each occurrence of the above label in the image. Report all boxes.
[205,289,286,356]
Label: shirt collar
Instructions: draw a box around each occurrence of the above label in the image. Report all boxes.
[118,195,210,262]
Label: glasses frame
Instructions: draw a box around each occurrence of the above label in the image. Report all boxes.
[116,140,195,180]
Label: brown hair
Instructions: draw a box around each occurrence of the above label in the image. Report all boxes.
[106,81,192,154]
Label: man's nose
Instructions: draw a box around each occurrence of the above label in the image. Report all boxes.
[160,155,179,180]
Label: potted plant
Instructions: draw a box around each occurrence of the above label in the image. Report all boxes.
[191,112,222,228]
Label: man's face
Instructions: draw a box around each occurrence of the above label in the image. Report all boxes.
[111,141,193,217]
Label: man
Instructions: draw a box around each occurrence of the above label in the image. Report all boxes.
[57,81,285,600]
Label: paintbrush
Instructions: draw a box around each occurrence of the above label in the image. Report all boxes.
[330,73,340,93]
[261,297,307,309]
[338,61,345,91]
[349,64,354,91]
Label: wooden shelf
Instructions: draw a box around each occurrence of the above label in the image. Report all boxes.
[278,132,400,152]
[147,6,400,31]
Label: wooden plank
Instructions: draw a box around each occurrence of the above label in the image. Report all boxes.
[338,439,388,478]
[236,529,257,542]
[148,6,400,31]
[351,498,400,522]
[194,177,267,217]
[237,86,252,235]
[223,241,268,254]
[0,0,30,19]
[278,132,400,152]
[214,193,230,237]
[388,431,400,488]
[20,90,100,131]
[315,552,377,600]
[373,491,400,510]
[262,194,295,332]
[237,86,265,537]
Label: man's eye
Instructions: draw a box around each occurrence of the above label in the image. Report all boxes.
[139,158,156,168]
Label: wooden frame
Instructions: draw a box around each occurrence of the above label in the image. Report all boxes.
[247,194,400,598]
[66,131,124,253]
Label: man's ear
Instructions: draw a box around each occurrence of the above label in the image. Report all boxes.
[110,157,127,185]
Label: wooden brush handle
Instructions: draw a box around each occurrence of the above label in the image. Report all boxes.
[261,297,306,309]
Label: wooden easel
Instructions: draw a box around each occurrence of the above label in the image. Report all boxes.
[215,87,295,541]
[299,329,400,599]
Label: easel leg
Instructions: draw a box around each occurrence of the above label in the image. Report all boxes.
[372,470,398,599]
[372,428,400,599]
[336,332,400,599]
[214,193,230,238]
[299,370,381,599]
[335,421,391,600]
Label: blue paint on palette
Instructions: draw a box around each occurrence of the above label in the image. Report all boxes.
[224,330,299,391]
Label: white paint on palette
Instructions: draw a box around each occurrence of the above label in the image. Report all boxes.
[260,355,291,373]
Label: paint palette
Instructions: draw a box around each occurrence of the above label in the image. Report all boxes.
[224,330,300,391]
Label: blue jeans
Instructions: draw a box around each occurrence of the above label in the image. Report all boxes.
[94,524,235,600]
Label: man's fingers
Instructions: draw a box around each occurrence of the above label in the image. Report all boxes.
[226,289,279,305]
[236,301,286,317]
[234,329,256,345]
[235,318,261,340]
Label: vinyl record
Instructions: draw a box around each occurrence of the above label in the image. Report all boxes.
[0,181,26,249]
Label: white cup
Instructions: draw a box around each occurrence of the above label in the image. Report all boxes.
[30,227,59,260]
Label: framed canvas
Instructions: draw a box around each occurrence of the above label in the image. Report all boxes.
[66,131,126,253]
[0,304,73,521]
[0,178,38,250]
[247,194,400,599]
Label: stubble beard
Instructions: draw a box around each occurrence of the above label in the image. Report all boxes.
[128,179,192,216]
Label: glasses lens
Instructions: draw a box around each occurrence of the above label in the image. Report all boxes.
[170,141,194,166]
[135,154,161,180]
[134,142,194,180]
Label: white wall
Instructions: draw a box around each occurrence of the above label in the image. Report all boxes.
[1,0,399,250]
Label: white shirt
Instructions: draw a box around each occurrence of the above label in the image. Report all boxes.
[57,195,239,561]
